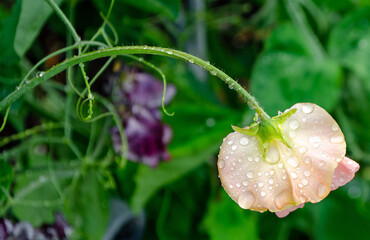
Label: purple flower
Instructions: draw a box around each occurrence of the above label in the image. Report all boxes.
[110,68,176,167]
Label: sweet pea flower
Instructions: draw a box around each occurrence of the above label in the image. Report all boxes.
[217,103,359,217]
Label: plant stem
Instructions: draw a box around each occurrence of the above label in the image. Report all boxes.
[0,46,270,119]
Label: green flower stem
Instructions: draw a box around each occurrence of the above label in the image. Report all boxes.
[0,46,270,119]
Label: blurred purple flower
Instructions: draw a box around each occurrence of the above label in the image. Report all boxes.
[0,213,72,240]
[110,68,176,167]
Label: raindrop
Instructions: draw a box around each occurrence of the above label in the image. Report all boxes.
[278,163,284,168]
[37,71,45,77]
[238,192,255,209]
[303,171,310,177]
[302,104,314,114]
[319,160,325,167]
[229,184,234,189]
[339,178,344,183]
[309,136,321,144]
[299,146,307,154]
[330,135,344,144]
[239,137,249,146]
[289,120,299,130]
[225,77,231,82]
[291,172,297,179]
[282,175,287,180]
[247,171,254,178]
[258,172,262,176]
[205,61,210,65]
[302,179,308,186]
[255,157,260,163]
[248,156,253,162]
[210,70,217,76]
[260,191,266,197]
[258,182,264,188]
[287,157,299,167]
[166,50,173,54]
[298,183,303,188]
[236,183,241,188]
[268,178,274,184]
[228,140,233,145]
[270,170,275,175]
[242,181,248,186]
[218,160,225,168]
[188,59,195,64]
[317,184,330,198]
[16,86,20,91]
[265,144,279,164]
[332,124,339,131]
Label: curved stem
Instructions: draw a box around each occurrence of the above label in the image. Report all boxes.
[0,46,270,119]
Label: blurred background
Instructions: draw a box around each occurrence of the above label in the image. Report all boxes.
[0,0,370,239]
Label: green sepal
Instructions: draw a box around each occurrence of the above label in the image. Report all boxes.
[272,108,297,123]
[232,123,259,136]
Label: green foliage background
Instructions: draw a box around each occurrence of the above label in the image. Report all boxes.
[1,0,370,239]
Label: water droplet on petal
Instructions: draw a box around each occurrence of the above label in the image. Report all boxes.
[291,172,297,179]
[332,124,339,131]
[318,183,330,198]
[268,178,274,184]
[265,144,280,164]
[238,192,255,209]
[229,184,234,188]
[258,182,264,188]
[278,163,284,168]
[289,120,299,130]
[274,190,291,209]
[319,160,325,167]
[232,145,237,151]
[236,183,241,187]
[239,137,249,145]
[299,147,307,154]
[270,170,275,175]
[303,171,310,177]
[188,59,195,63]
[261,191,266,197]
[305,157,312,164]
[218,160,225,168]
[166,50,173,54]
[248,157,253,162]
[228,140,233,145]
[302,179,308,185]
[243,181,248,186]
[247,172,254,178]
[309,136,321,144]
[287,157,299,167]
[302,104,314,114]
[330,135,345,144]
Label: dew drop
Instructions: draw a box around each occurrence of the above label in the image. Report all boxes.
[188,59,194,64]
[255,157,260,163]
[278,163,284,168]
[261,191,266,197]
[228,140,233,145]
[304,157,312,164]
[248,157,253,162]
[210,70,217,76]
[236,183,241,187]
[258,182,264,188]
[229,184,234,189]
[258,172,262,177]
[270,170,275,175]
[274,190,291,209]
[238,192,255,209]
[265,144,280,164]
[268,178,274,184]
[302,104,314,114]
[166,50,173,54]
[232,145,237,151]
[243,180,248,186]
[303,171,310,177]
[299,146,307,154]
[239,137,249,146]
[247,171,254,178]
[289,131,296,138]
[282,175,287,180]
[332,124,339,131]
[291,172,297,179]
[287,157,299,167]
[319,160,325,167]
[289,120,299,130]
[330,135,345,144]
[339,178,344,183]
[302,179,308,186]
[298,183,303,188]
[218,160,225,168]
[318,184,330,198]
[309,136,321,144]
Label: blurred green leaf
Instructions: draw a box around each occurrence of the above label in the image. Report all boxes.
[12,169,75,226]
[14,0,63,58]
[118,0,180,20]
[0,158,13,202]
[64,170,109,240]
[131,143,219,212]
[203,191,259,240]
[251,23,343,115]
[328,7,370,81]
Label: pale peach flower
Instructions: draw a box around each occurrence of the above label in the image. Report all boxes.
[218,103,360,217]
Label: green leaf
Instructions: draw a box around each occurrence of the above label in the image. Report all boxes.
[328,7,370,81]
[250,23,342,115]
[14,0,63,58]
[131,143,219,212]
[203,191,259,240]
[251,52,342,115]
[0,158,13,202]
[64,170,109,240]
[12,169,75,226]
[117,0,180,19]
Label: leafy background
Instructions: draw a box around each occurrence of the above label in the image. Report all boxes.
[1,0,370,239]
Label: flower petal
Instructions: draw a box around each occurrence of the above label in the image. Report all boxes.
[275,203,304,218]
[331,157,360,190]
[279,103,346,204]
